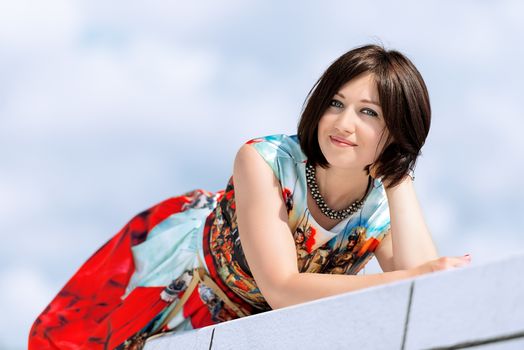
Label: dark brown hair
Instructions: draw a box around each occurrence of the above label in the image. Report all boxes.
[297,44,431,188]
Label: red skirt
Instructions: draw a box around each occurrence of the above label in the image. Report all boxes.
[28,190,253,349]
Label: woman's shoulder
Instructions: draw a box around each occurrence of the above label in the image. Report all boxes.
[245,134,306,163]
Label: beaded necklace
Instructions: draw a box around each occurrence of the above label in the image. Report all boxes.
[305,162,372,220]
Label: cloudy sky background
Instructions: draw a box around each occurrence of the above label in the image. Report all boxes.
[1,0,523,348]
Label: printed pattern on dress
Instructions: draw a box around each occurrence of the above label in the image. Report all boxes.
[207,134,391,311]
[209,177,272,311]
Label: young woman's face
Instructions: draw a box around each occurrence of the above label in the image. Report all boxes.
[317,72,389,171]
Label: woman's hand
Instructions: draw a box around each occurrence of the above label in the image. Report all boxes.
[411,254,472,276]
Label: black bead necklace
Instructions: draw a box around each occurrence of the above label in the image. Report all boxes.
[305,162,372,220]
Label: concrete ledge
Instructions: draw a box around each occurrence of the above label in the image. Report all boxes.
[144,252,524,350]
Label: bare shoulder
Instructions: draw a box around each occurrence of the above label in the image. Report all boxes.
[233,142,287,233]
[233,143,269,175]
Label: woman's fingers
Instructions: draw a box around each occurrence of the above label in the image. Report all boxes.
[413,254,473,275]
[442,256,471,269]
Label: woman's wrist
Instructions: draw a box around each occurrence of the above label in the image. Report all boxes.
[369,163,414,190]
[384,173,414,195]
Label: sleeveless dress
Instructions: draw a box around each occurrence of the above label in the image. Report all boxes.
[29,134,391,349]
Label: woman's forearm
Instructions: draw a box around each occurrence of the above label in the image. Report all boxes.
[272,269,418,309]
[385,176,439,270]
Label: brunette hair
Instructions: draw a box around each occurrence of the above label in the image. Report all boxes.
[297,44,431,188]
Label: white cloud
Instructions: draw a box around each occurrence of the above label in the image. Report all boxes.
[2,39,221,135]
[76,0,250,38]
[456,88,523,199]
[421,196,458,242]
[0,0,80,50]
[0,266,57,349]
[448,228,524,265]
[0,174,49,222]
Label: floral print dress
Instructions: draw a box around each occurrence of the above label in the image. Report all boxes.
[29,134,391,349]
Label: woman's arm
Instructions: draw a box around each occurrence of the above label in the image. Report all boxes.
[233,144,419,309]
[384,176,439,270]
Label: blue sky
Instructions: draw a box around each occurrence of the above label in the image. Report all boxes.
[1,1,523,348]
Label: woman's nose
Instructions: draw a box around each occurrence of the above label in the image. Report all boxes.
[334,109,357,134]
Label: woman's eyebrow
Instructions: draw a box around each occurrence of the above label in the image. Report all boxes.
[335,92,381,108]
[360,99,382,108]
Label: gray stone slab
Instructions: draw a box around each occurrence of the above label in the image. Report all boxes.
[404,253,524,350]
[141,279,412,349]
[144,324,214,350]
[209,279,413,350]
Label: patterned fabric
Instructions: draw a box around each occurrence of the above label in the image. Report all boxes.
[208,134,391,309]
[28,134,390,349]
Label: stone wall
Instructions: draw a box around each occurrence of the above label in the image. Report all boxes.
[144,252,524,350]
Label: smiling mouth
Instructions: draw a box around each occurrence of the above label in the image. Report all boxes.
[330,136,357,147]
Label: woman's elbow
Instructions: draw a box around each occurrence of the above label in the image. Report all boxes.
[257,273,297,310]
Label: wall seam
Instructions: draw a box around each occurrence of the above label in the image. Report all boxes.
[401,281,415,350]
[424,330,524,349]
[208,328,216,350]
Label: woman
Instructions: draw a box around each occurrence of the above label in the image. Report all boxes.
[29,44,471,349]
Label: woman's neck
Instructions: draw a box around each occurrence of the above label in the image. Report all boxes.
[314,165,371,211]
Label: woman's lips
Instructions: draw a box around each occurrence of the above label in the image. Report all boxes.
[330,135,357,147]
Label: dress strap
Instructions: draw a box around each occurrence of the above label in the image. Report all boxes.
[195,253,249,318]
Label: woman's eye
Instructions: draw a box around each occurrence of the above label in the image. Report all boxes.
[361,108,378,117]
[329,99,343,108]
